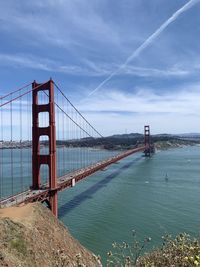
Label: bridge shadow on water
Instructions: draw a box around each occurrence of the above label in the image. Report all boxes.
[58,156,142,218]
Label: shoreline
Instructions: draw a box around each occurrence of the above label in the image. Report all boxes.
[154,140,200,151]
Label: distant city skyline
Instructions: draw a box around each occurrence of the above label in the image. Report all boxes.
[1,0,200,135]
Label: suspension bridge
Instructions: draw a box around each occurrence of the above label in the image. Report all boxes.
[0,79,153,217]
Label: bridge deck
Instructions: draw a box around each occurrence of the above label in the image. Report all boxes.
[0,147,145,208]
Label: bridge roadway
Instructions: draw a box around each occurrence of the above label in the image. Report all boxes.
[0,146,145,208]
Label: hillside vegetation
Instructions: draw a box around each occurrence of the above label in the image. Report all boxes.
[107,233,200,267]
[55,133,200,150]
[0,203,101,267]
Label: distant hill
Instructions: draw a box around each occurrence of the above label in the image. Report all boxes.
[54,132,200,150]
[176,133,200,139]
[109,133,143,139]
[177,133,200,136]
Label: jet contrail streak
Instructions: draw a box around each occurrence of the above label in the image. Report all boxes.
[88,0,200,97]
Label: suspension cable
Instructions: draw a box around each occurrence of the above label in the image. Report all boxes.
[0,82,32,100]
[53,81,103,138]
[0,97,2,201]
[20,89,23,195]
[0,82,48,108]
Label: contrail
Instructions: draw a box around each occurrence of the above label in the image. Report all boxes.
[88,0,200,97]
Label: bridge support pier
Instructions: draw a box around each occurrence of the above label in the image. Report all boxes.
[32,79,58,217]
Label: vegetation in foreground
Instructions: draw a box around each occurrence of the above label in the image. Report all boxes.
[107,232,200,267]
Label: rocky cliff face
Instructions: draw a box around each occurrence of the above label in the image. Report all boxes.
[0,203,102,267]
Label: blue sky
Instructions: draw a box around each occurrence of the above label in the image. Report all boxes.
[1,0,200,135]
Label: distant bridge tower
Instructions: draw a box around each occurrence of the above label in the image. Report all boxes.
[32,79,58,217]
[144,125,151,157]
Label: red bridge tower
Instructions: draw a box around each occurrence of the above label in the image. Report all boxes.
[32,80,58,217]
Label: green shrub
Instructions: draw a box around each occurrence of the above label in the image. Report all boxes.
[107,233,200,267]
[10,236,27,255]
[107,230,151,266]
[137,233,200,267]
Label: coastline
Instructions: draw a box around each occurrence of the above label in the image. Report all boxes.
[154,140,200,151]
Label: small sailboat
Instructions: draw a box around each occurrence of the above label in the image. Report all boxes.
[165,173,169,182]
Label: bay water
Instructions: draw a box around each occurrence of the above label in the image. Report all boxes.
[58,146,200,265]
[1,146,200,265]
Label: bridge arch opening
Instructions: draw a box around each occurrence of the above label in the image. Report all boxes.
[39,164,49,186]
[39,135,49,155]
[39,112,49,128]
[37,90,49,105]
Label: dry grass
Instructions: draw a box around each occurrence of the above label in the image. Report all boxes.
[0,203,101,267]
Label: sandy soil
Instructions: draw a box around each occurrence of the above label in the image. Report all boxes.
[0,203,32,221]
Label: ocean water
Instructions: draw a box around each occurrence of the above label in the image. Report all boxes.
[0,147,119,198]
[1,146,200,265]
[58,146,200,265]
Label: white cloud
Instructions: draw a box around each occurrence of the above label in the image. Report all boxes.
[0,53,191,79]
[78,86,200,115]
[82,111,200,136]
[74,86,200,135]
[0,1,123,50]
[0,54,96,75]
[1,84,200,138]
[0,54,52,71]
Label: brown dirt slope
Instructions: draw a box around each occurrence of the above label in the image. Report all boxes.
[0,203,102,267]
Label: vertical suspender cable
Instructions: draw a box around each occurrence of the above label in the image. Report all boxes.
[65,99,68,173]
[46,91,49,183]
[62,94,65,175]
[40,91,42,181]
[76,110,78,170]
[1,98,3,200]
[80,115,82,169]
[68,101,70,172]
[78,112,79,169]
[45,91,48,184]
[86,122,89,167]
[71,105,73,171]
[80,116,82,168]
[68,104,71,171]
[56,89,60,177]
[29,91,32,187]
[30,91,32,185]
[71,104,73,171]
[72,105,75,171]
[20,90,23,197]
[27,92,30,187]
[79,114,81,169]
[0,98,2,201]
[10,94,14,196]
[83,119,86,168]
[74,108,76,171]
